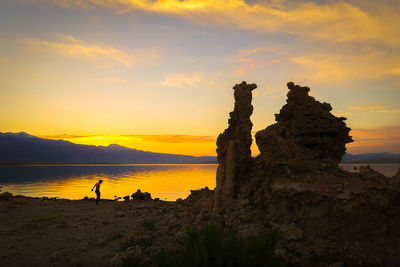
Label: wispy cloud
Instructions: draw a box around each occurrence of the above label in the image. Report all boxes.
[235,39,400,84]
[239,58,256,68]
[235,57,256,76]
[348,105,400,113]
[20,35,159,66]
[349,105,385,111]
[235,68,246,76]
[39,134,87,139]
[155,73,203,88]
[261,88,285,99]
[27,0,400,47]
[291,51,400,83]
[347,126,400,153]
[39,134,216,143]
[134,135,215,143]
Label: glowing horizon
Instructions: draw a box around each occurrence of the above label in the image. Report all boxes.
[1,0,400,155]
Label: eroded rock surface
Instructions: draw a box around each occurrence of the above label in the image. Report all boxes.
[256,82,353,172]
[209,81,400,265]
[215,81,256,206]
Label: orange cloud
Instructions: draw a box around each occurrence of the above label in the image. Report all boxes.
[39,134,215,143]
[347,127,400,154]
[348,105,400,113]
[237,58,256,67]
[235,68,246,75]
[38,134,88,139]
[134,135,215,143]
[235,57,256,76]
[28,0,400,47]
[349,105,384,110]
[291,50,400,83]
[20,35,159,66]
[237,39,400,83]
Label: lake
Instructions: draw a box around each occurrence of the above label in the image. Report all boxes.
[0,163,398,201]
[340,163,400,177]
[0,164,217,201]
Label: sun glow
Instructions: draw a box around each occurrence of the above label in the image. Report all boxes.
[38,134,218,156]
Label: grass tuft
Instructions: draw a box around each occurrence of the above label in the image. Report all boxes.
[140,219,156,231]
[155,222,289,267]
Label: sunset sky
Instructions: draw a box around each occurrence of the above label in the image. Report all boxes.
[1,0,399,156]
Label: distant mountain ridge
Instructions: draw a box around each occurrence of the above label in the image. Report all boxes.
[0,132,217,164]
[1,132,399,164]
[342,152,400,163]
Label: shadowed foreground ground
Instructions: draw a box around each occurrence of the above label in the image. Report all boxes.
[0,196,192,267]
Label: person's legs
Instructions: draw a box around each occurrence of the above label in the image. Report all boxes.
[96,191,100,205]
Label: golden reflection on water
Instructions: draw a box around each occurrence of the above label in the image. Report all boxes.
[1,164,217,201]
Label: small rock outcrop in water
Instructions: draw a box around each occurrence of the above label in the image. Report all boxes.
[0,192,12,201]
[131,190,152,201]
[215,81,256,205]
[256,82,353,171]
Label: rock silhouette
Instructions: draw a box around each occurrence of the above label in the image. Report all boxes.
[256,82,353,171]
[131,189,152,201]
[210,81,400,265]
[215,81,256,206]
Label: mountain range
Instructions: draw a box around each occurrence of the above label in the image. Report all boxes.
[342,152,400,163]
[0,132,216,164]
[1,132,399,164]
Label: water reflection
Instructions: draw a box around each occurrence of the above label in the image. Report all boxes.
[1,163,398,201]
[339,163,400,177]
[0,164,217,201]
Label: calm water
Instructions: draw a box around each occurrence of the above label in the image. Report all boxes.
[0,163,398,201]
[339,163,400,177]
[0,164,217,201]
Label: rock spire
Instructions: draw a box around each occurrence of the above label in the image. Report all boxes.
[215,81,256,203]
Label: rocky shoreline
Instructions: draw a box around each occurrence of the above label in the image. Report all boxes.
[0,192,208,267]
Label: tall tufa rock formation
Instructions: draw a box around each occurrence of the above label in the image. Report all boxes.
[201,81,400,265]
[255,82,353,172]
[215,81,256,204]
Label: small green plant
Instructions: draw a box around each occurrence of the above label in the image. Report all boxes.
[120,237,154,251]
[97,232,124,248]
[140,218,156,231]
[107,232,124,242]
[26,222,38,230]
[135,237,153,248]
[122,257,144,267]
[155,222,288,267]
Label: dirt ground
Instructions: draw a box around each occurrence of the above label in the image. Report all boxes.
[0,195,192,267]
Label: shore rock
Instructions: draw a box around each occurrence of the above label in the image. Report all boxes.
[0,192,12,201]
[131,190,152,201]
[215,81,256,207]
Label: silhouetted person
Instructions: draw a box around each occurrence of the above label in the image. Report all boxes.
[91,179,103,205]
